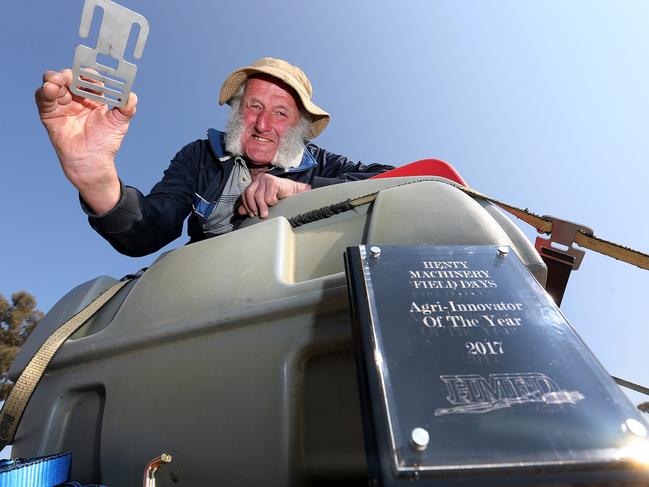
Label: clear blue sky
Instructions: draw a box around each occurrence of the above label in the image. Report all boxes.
[2,0,649,408]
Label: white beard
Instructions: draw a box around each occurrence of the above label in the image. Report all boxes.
[224,105,310,170]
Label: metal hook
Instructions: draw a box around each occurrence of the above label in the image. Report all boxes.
[143,453,172,487]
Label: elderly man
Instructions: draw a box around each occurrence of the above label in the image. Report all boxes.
[35,57,393,256]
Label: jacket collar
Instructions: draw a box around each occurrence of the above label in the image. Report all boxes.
[207,129,317,173]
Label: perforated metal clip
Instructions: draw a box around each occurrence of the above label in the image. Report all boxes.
[71,0,149,107]
[534,215,593,270]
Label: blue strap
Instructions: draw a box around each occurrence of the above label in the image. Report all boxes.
[58,483,106,486]
[206,128,227,158]
[0,452,71,487]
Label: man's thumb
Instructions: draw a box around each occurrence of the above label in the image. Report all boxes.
[113,92,138,122]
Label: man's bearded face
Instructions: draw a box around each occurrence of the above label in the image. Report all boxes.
[224,76,310,169]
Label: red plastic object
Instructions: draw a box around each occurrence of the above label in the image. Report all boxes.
[370,158,468,186]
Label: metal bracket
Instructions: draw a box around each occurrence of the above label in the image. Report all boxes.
[70,0,149,107]
[534,215,593,270]
[143,453,172,487]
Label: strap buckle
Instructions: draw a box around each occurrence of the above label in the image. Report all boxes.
[534,215,593,271]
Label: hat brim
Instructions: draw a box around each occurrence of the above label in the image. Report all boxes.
[219,65,330,139]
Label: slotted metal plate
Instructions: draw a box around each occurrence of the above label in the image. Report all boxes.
[71,0,149,108]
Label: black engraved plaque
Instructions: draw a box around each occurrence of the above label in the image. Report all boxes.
[344,245,649,486]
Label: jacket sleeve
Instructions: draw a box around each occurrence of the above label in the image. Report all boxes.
[81,141,204,257]
[307,144,395,188]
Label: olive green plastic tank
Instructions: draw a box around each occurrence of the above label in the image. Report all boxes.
[9,177,546,486]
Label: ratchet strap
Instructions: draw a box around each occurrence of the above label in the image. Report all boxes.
[459,185,649,271]
[289,179,649,272]
[0,452,71,486]
[0,280,130,450]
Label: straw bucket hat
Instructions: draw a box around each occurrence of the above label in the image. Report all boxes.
[219,57,330,139]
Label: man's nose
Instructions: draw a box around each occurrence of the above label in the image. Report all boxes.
[255,111,271,132]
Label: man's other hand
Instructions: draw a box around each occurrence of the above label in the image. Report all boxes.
[238,173,311,219]
[35,69,137,214]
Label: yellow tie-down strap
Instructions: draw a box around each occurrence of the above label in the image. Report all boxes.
[341,179,649,272]
[0,279,130,450]
[458,185,649,271]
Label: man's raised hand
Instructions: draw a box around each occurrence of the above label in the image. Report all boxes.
[35,68,137,214]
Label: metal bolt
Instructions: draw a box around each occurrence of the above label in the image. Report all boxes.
[410,427,429,451]
[624,418,647,437]
[370,246,381,257]
[497,246,509,256]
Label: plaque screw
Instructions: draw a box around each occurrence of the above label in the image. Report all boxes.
[410,427,429,451]
[370,246,381,257]
[497,246,509,256]
[624,418,647,437]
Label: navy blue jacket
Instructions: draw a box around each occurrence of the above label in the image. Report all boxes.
[85,129,393,256]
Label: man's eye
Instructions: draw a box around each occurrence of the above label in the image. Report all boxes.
[276,111,287,118]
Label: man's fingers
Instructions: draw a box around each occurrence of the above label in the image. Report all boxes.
[37,81,61,101]
[240,175,287,218]
[42,69,69,86]
[43,69,73,89]
[113,92,138,121]
[243,182,259,216]
[254,186,270,218]
[36,82,69,112]
[38,70,67,102]
[239,193,249,216]
[42,70,57,84]
[265,188,279,207]
[247,187,261,216]
[36,69,75,112]
[239,192,252,216]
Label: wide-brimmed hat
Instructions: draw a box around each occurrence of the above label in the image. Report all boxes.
[219,57,330,139]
